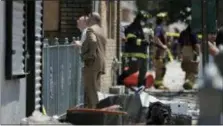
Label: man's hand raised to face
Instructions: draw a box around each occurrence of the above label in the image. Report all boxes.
[73,40,82,47]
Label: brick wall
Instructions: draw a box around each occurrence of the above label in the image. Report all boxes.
[43,0,92,40]
[99,1,118,93]
[100,1,108,38]
[101,39,117,92]
[59,0,92,40]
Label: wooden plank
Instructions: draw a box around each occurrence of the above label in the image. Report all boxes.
[67,108,128,115]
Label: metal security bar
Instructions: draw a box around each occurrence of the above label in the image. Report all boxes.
[42,37,84,116]
[35,0,43,112]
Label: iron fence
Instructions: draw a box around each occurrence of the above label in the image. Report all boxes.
[42,37,84,116]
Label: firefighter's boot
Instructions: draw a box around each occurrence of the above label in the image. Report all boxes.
[153,59,168,90]
[183,72,196,90]
[181,46,198,90]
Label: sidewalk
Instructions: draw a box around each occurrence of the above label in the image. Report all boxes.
[146,60,186,92]
[163,60,185,91]
[146,60,199,124]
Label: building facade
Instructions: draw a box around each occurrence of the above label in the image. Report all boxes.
[92,1,121,92]
[0,1,120,124]
[0,1,26,124]
[43,0,92,40]
[43,1,120,92]
[0,1,44,124]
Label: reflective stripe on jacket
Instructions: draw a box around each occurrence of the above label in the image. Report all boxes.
[124,24,148,58]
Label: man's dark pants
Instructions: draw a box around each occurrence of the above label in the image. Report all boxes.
[118,57,147,87]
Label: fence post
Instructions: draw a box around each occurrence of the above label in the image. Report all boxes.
[75,36,83,105]
[55,37,59,115]
[72,37,76,42]
[64,37,70,111]
[73,37,78,106]
[55,37,59,45]
[43,38,49,47]
[42,38,49,115]
[67,37,74,108]
[65,37,69,44]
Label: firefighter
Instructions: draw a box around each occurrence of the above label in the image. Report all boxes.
[118,11,151,93]
[153,13,169,89]
[178,25,200,90]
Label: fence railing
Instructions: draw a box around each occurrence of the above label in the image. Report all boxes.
[42,38,83,116]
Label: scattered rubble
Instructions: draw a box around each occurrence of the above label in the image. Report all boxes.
[22,88,198,125]
[20,111,72,126]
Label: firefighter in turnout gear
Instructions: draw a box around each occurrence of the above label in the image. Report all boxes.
[118,11,151,93]
[153,13,169,89]
[179,25,200,89]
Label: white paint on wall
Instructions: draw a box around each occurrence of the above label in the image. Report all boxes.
[0,2,26,124]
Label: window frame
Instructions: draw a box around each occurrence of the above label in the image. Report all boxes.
[5,0,28,80]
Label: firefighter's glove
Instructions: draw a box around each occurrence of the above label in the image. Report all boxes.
[162,45,168,50]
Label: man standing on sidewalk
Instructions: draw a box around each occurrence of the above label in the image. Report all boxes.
[81,12,107,108]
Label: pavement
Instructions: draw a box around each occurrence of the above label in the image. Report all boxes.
[147,59,200,92]
[163,60,186,91]
[146,60,186,92]
[146,60,199,124]
[97,59,200,124]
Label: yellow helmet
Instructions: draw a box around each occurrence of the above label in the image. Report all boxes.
[156,12,168,18]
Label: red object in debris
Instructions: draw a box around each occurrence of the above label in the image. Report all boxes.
[123,67,154,88]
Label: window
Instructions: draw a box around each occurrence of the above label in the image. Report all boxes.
[5,1,27,79]
[43,0,59,31]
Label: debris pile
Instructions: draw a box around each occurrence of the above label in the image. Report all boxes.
[20,111,71,125]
